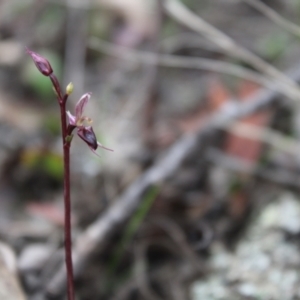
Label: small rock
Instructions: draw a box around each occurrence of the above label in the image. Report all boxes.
[18,244,54,272]
[0,240,26,300]
[258,193,300,233]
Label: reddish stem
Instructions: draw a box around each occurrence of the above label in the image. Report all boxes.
[51,74,75,300]
[63,139,74,300]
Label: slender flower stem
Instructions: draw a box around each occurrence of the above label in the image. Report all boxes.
[63,140,74,300]
[61,100,75,300]
[60,99,75,300]
[51,74,75,300]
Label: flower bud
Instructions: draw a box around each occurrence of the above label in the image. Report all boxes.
[26,48,53,76]
[66,82,74,95]
[77,126,98,150]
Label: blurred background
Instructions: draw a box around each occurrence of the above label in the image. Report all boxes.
[1,0,300,299]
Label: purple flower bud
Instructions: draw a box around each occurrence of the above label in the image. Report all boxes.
[77,126,98,150]
[26,48,53,76]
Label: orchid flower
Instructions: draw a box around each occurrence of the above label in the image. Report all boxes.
[67,93,113,155]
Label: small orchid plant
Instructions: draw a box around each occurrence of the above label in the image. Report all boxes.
[27,48,112,300]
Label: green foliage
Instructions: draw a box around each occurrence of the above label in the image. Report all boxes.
[258,32,289,61]
[21,148,63,180]
[42,153,63,179]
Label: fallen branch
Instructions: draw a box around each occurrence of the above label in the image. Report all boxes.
[241,0,300,38]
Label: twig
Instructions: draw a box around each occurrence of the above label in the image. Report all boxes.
[207,148,300,188]
[89,38,277,91]
[112,241,197,300]
[134,242,164,300]
[160,32,224,54]
[163,0,300,101]
[134,216,204,300]
[46,58,300,297]
[241,0,300,38]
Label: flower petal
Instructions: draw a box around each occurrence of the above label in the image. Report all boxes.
[66,111,76,126]
[75,92,91,120]
[77,126,97,150]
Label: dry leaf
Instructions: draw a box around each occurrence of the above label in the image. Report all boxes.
[224,80,270,163]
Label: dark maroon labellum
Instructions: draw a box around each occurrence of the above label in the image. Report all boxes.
[77,126,98,150]
[26,48,53,76]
